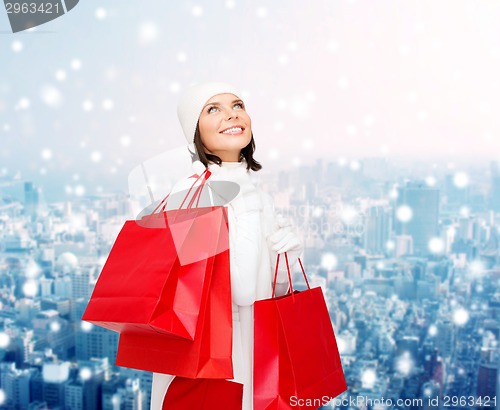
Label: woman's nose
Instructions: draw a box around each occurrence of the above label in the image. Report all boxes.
[225,109,238,120]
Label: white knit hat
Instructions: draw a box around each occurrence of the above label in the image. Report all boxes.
[177,82,242,143]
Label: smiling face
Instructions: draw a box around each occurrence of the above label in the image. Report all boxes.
[197,93,252,162]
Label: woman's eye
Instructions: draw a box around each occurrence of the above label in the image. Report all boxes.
[234,103,243,109]
[207,106,218,114]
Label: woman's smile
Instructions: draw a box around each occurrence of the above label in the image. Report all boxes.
[220,126,245,135]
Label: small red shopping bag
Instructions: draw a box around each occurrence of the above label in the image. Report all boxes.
[82,170,228,341]
[254,254,347,409]
[162,377,243,410]
[115,226,234,379]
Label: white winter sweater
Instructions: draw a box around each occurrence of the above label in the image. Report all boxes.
[150,160,296,410]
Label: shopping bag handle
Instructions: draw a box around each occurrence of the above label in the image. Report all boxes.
[271,254,311,299]
[150,168,212,215]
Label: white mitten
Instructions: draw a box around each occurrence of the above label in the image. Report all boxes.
[267,215,303,291]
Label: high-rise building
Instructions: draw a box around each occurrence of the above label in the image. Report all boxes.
[75,324,118,363]
[363,205,391,255]
[24,182,39,218]
[477,361,498,399]
[38,362,70,408]
[102,375,127,410]
[395,235,413,257]
[117,378,142,410]
[71,267,93,300]
[444,173,469,211]
[489,161,500,212]
[395,181,440,256]
[0,362,32,409]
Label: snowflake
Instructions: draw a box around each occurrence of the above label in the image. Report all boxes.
[341,206,357,223]
[50,321,61,332]
[40,85,63,108]
[267,149,279,161]
[453,172,469,188]
[396,205,413,223]
[192,5,203,17]
[169,82,181,93]
[349,160,360,170]
[386,240,395,250]
[26,259,41,278]
[337,156,347,167]
[468,260,484,277]
[256,7,268,18]
[361,369,376,389]
[459,206,470,217]
[55,70,66,81]
[74,185,86,196]
[138,22,159,45]
[428,237,444,254]
[82,100,93,112]
[81,322,93,332]
[425,176,437,186]
[0,332,10,348]
[23,280,38,297]
[90,151,102,162]
[80,367,92,381]
[12,40,23,52]
[453,308,469,326]
[16,97,30,110]
[102,99,114,110]
[336,336,346,354]
[321,253,337,270]
[71,59,82,70]
[95,7,107,19]
[41,148,53,160]
[120,135,131,147]
[396,351,414,376]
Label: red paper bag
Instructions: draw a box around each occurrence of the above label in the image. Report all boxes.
[115,233,233,379]
[82,171,229,341]
[162,377,243,410]
[254,255,347,409]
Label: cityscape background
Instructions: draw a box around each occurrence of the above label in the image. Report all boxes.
[1,156,500,409]
[2,0,500,408]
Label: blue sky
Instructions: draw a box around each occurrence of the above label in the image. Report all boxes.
[1,0,500,200]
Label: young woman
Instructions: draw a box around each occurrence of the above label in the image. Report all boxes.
[151,82,303,410]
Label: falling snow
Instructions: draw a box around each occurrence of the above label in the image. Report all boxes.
[396,205,413,223]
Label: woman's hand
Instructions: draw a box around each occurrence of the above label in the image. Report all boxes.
[267,216,303,286]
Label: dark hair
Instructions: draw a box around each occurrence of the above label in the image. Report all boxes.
[192,123,262,171]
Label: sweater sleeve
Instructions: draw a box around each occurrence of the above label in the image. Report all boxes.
[261,192,300,297]
[228,205,262,306]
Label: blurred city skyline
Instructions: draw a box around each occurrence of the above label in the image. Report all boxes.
[1,154,500,408]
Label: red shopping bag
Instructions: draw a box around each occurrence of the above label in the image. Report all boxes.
[82,170,228,341]
[115,232,233,379]
[254,255,347,409]
[162,377,243,409]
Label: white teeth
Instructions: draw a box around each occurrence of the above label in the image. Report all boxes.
[222,127,242,134]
